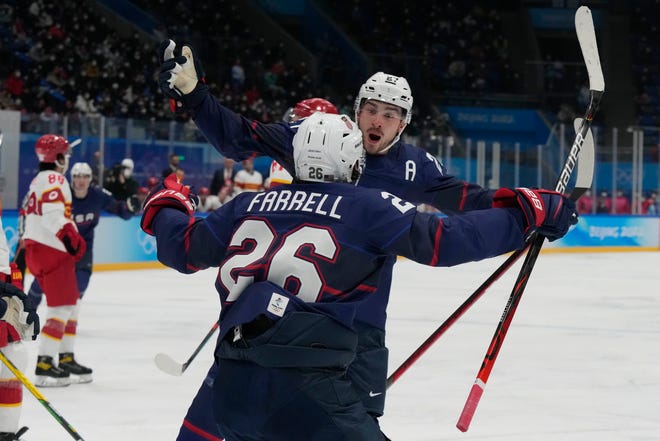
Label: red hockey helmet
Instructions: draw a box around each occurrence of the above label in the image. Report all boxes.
[199,187,210,196]
[146,176,159,189]
[284,98,338,122]
[35,134,71,163]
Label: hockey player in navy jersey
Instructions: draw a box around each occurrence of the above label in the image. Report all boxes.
[156,39,529,438]
[142,112,577,440]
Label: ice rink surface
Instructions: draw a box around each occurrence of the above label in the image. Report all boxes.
[18,251,660,440]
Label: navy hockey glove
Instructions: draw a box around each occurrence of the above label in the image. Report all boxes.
[141,173,199,235]
[0,280,40,341]
[493,187,578,241]
[56,223,87,261]
[157,39,207,112]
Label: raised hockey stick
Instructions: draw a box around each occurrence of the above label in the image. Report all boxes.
[456,6,603,432]
[154,321,219,376]
[387,116,596,390]
[0,350,86,440]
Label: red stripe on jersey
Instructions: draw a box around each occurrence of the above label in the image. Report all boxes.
[429,219,444,266]
[184,216,204,272]
[250,120,260,141]
[458,183,468,212]
[325,283,376,296]
[182,419,224,441]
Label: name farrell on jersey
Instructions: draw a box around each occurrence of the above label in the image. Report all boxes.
[246,189,343,220]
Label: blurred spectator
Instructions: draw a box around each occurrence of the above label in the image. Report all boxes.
[613,190,631,214]
[4,70,23,98]
[162,153,180,178]
[146,176,159,192]
[596,190,612,214]
[210,158,236,196]
[233,158,263,193]
[196,187,222,213]
[175,168,185,182]
[104,158,139,200]
[641,191,658,215]
[230,59,245,93]
[576,189,594,214]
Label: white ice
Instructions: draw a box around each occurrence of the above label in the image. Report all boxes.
[19,251,660,440]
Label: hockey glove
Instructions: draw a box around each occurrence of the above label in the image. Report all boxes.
[157,39,206,112]
[0,280,40,341]
[56,223,87,261]
[141,173,199,236]
[493,187,578,241]
[127,194,140,214]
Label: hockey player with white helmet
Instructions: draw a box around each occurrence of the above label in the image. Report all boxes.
[140,112,577,440]
[155,39,500,438]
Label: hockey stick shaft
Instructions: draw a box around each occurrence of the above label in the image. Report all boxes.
[155,321,219,375]
[457,112,598,433]
[182,321,219,370]
[386,244,529,389]
[0,350,85,440]
[457,7,603,431]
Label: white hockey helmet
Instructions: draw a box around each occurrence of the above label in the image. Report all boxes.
[71,162,92,177]
[354,72,413,125]
[293,113,365,184]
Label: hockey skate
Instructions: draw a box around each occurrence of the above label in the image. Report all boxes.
[35,356,71,387]
[0,426,29,440]
[58,352,93,384]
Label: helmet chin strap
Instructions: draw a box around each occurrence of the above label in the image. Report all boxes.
[375,122,407,154]
[379,131,403,154]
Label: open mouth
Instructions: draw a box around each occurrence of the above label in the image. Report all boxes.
[367,133,382,143]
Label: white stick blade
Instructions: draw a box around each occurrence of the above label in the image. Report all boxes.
[575,6,605,92]
[572,118,595,191]
[154,353,184,376]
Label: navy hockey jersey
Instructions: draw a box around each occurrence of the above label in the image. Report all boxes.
[151,183,525,331]
[72,186,133,247]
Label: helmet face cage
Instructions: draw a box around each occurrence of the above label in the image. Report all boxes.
[354,72,413,124]
[35,134,71,163]
[293,113,365,184]
[71,162,92,177]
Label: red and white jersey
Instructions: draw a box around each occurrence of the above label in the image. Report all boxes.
[197,195,224,213]
[265,160,293,189]
[234,169,264,193]
[23,170,75,251]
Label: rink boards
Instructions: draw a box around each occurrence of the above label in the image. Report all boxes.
[2,211,659,270]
